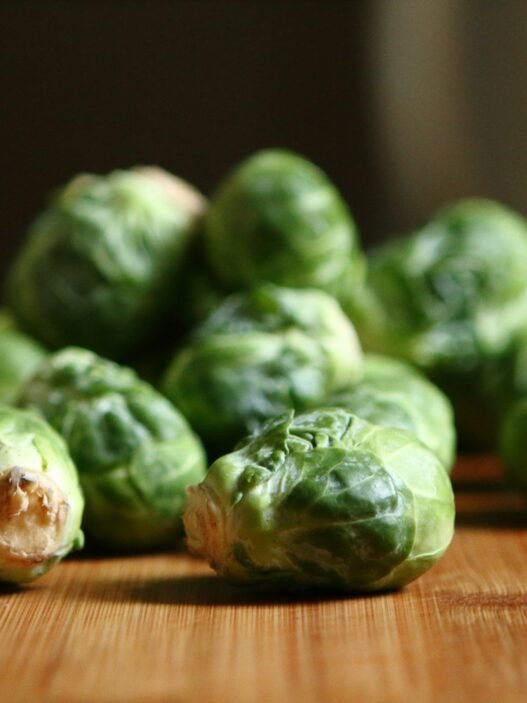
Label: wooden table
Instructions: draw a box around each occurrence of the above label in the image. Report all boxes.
[1,456,526,703]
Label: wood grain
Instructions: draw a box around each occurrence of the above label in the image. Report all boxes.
[1,456,527,703]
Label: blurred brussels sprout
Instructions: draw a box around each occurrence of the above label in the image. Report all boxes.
[204,149,364,302]
[7,167,206,359]
[353,199,527,448]
[0,309,16,332]
[0,406,84,583]
[327,355,456,471]
[19,348,207,551]
[163,284,363,455]
[184,408,455,592]
[0,313,47,404]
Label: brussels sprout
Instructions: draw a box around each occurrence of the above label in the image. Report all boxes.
[326,355,456,471]
[7,168,206,358]
[0,315,47,404]
[353,199,527,448]
[163,284,363,455]
[204,149,364,302]
[184,408,455,592]
[19,348,207,551]
[0,406,84,583]
[0,309,16,332]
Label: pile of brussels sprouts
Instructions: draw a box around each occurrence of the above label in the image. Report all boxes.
[1,150,525,592]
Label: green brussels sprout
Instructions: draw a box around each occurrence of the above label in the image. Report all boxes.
[0,406,84,583]
[204,149,364,302]
[353,199,527,448]
[7,167,206,359]
[326,355,456,471]
[0,314,47,404]
[184,408,455,592]
[0,309,16,332]
[163,284,363,455]
[19,348,207,551]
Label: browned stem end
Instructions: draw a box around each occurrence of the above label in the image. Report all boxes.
[0,467,68,567]
[183,485,228,571]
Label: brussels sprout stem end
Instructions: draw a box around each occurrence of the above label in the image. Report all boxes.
[184,485,226,570]
[0,467,68,567]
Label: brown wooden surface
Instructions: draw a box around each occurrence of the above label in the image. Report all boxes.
[1,456,527,703]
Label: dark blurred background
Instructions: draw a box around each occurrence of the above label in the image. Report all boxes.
[2,0,527,277]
